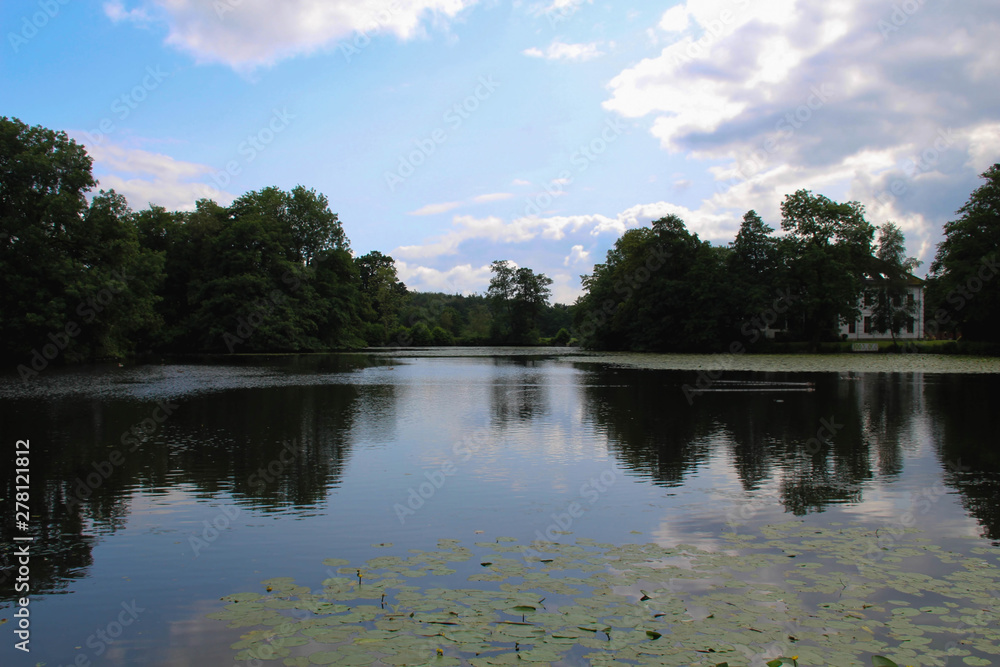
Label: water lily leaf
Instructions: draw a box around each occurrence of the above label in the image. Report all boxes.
[871,657,898,667]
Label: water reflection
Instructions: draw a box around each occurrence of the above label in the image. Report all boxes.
[489,357,552,425]
[1,352,999,619]
[926,374,1000,540]
[578,365,1000,534]
[0,356,386,600]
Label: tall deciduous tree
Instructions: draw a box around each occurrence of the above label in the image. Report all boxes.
[576,215,732,351]
[780,190,875,348]
[0,117,162,366]
[356,251,407,345]
[729,210,782,335]
[488,260,553,344]
[927,164,1000,341]
[870,222,921,342]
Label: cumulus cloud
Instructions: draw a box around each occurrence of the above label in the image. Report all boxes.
[603,0,1000,267]
[69,136,233,211]
[395,260,492,294]
[392,199,733,263]
[523,40,605,61]
[105,0,477,69]
[564,244,590,266]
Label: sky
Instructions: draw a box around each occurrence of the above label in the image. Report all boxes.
[2,0,998,304]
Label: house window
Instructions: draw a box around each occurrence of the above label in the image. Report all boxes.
[893,293,902,307]
[864,316,872,334]
[864,291,873,307]
[849,321,856,334]
[907,293,915,306]
[907,317,914,334]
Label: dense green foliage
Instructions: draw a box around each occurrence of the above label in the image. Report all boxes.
[0,119,573,372]
[0,118,163,367]
[486,260,555,344]
[3,117,997,367]
[926,164,1000,342]
[575,215,737,351]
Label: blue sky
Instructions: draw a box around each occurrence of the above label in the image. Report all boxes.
[3,0,998,303]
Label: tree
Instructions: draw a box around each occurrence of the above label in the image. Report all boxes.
[487,260,553,344]
[575,215,732,351]
[356,251,407,345]
[157,186,363,352]
[870,222,921,342]
[927,164,1000,341]
[779,190,875,348]
[511,266,554,343]
[0,117,163,364]
[729,210,782,336]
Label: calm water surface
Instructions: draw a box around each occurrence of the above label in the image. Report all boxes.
[1,349,999,665]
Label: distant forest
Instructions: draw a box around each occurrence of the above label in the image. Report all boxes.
[2,117,998,375]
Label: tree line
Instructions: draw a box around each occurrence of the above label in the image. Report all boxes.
[0,117,572,376]
[573,167,999,351]
[2,117,998,374]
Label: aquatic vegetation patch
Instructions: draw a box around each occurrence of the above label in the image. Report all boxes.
[209,523,1000,666]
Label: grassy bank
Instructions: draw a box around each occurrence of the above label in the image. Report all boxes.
[749,339,1000,356]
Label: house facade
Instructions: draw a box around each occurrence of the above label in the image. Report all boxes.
[839,274,925,340]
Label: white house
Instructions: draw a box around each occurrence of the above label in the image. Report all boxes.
[839,272,925,340]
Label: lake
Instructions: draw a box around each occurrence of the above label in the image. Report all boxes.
[2,349,999,666]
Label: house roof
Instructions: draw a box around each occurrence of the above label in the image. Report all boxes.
[861,257,925,286]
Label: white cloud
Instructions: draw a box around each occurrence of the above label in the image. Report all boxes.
[472,192,514,203]
[392,199,733,265]
[603,0,1000,269]
[69,136,233,211]
[523,40,605,61]
[512,179,532,186]
[658,5,689,32]
[564,244,590,266]
[104,0,150,23]
[407,192,514,218]
[409,201,462,216]
[532,0,590,22]
[94,174,232,212]
[395,260,492,294]
[106,0,477,69]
